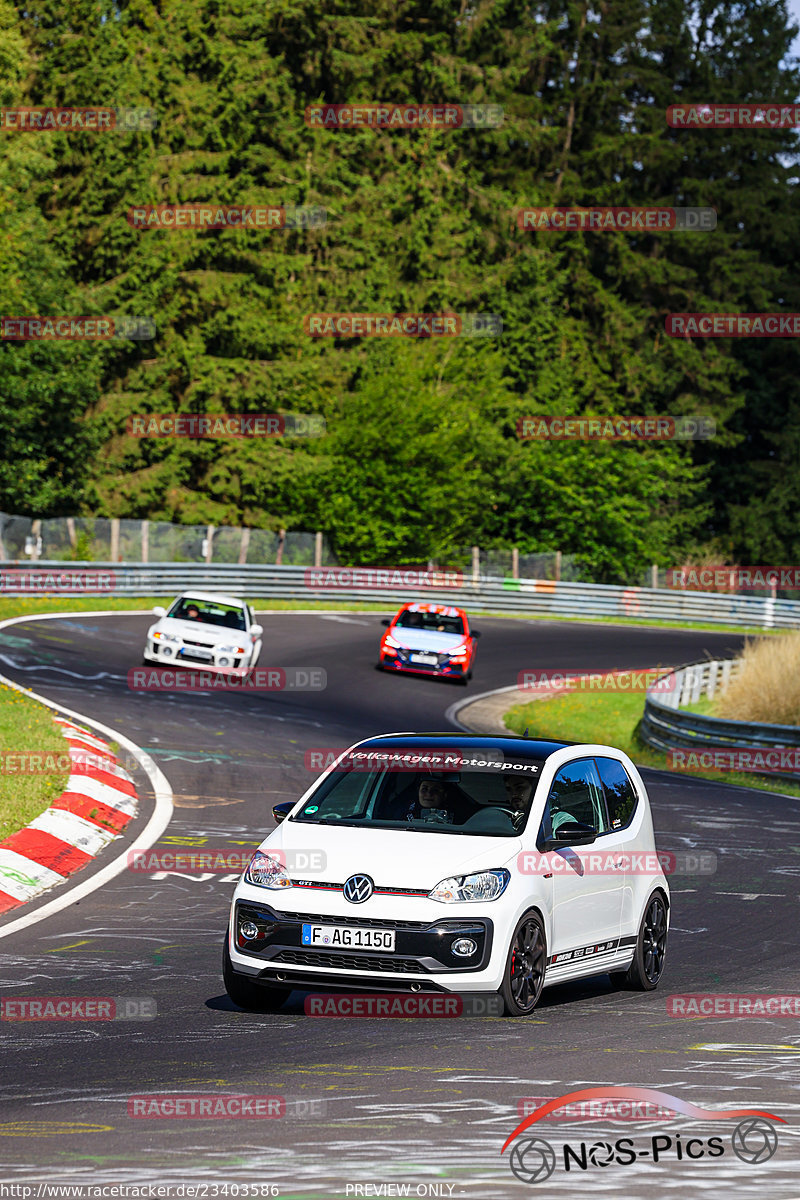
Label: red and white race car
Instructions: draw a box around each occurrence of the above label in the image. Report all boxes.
[377,603,481,683]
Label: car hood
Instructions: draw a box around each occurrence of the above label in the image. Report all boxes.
[151,618,246,642]
[386,628,466,652]
[260,820,520,888]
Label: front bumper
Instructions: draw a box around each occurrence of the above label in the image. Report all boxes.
[379,650,470,678]
[145,641,247,670]
[230,899,494,991]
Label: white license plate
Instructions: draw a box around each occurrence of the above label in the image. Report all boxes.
[301,923,395,951]
[179,647,213,661]
[410,654,438,665]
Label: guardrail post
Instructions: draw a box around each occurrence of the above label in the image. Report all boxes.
[707,660,719,700]
[763,595,775,629]
[110,518,120,563]
[238,527,250,565]
[66,517,77,551]
[555,550,562,581]
[314,531,322,568]
[512,547,519,580]
[721,659,732,690]
[204,525,214,564]
[141,520,149,563]
[651,563,658,589]
[472,546,480,584]
[276,528,286,566]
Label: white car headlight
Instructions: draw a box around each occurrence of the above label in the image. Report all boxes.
[217,643,246,654]
[383,634,402,648]
[152,631,180,642]
[429,868,510,903]
[244,851,292,889]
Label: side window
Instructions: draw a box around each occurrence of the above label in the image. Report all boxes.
[595,757,638,832]
[545,758,609,833]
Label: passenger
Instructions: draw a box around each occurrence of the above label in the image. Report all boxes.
[406,778,454,825]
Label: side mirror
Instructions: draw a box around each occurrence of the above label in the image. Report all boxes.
[152,606,166,618]
[471,629,482,639]
[381,618,391,627]
[250,624,263,638]
[545,821,597,849]
[272,802,294,824]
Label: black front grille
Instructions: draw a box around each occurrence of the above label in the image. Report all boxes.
[178,651,215,664]
[183,638,214,648]
[274,950,428,973]
[274,911,432,931]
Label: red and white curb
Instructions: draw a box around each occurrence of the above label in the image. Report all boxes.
[0,610,173,939]
[0,718,138,914]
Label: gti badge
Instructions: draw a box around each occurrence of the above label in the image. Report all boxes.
[343,874,374,904]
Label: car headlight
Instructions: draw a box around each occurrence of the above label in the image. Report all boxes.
[447,644,468,656]
[383,634,402,648]
[217,644,246,654]
[429,868,510,903]
[152,631,180,642]
[244,851,292,889]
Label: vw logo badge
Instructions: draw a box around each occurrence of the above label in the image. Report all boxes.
[343,874,374,904]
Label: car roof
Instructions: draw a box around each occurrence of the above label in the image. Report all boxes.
[351,732,573,760]
[174,591,247,607]
[396,603,466,617]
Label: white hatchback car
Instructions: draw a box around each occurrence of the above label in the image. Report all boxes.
[224,735,670,1016]
[144,591,263,673]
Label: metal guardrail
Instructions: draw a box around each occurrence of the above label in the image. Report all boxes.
[2,561,800,629]
[641,659,800,782]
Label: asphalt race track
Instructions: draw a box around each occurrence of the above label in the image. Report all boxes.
[1,611,799,1197]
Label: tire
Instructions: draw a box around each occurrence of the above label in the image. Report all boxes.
[611,891,668,991]
[498,910,547,1016]
[222,936,291,1012]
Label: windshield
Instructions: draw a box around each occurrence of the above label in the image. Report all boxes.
[291,767,540,837]
[168,598,247,631]
[395,611,465,636]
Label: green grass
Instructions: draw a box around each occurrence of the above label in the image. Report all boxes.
[0,681,70,841]
[504,689,800,797]
[677,694,717,717]
[0,592,778,636]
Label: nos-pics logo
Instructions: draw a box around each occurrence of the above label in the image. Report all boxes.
[502,1087,783,1183]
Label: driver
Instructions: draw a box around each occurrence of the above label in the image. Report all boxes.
[406,778,453,825]
[185,604,201,621]
[503,775,535,831]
